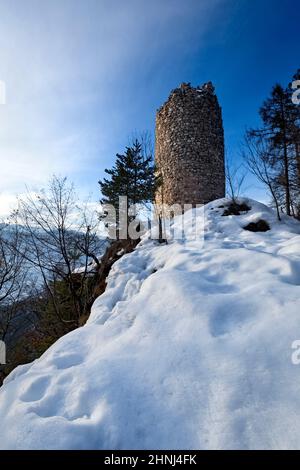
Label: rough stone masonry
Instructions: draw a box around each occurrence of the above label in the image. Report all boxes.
[155,82,225,210]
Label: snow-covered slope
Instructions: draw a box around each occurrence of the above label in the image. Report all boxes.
[0,199,300,450]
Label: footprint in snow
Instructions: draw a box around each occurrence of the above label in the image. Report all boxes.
[20,376,51,402]
[51,353,84,370]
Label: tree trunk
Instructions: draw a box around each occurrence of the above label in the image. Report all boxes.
[280,98,291,216]
[283,141,291,215]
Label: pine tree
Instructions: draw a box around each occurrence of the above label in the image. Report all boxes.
[287,69,300,217]
[249,81,300,216]
[260,84,295,215]
[99,140,157,236]
[245,69,300,218]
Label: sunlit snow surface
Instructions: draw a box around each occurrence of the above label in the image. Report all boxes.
[0,198,300,449]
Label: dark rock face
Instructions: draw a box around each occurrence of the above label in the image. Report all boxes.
[243,220,270,232]
[222,202,251,216]
[155,82,225,209]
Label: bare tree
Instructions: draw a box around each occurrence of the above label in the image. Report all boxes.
[243,132,282,220]
[0,222,33,341]
[14,176,106,328]
[225,156,246,204]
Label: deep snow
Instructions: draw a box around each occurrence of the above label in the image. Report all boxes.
[0,198,300,450]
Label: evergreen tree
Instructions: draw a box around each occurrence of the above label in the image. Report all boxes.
[99,140,157,235]
[260,84,294,215]
[249,78,300,216]
[287,69,300,217]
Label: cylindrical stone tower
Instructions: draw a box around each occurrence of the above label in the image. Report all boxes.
[155,82,225,208]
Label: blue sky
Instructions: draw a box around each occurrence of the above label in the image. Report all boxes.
[0,0,299,214]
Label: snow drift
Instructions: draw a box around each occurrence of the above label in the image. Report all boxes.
[0,198,300,450]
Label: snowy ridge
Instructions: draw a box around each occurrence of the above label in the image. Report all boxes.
[0,198,300,449]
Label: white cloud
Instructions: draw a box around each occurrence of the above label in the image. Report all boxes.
[0,0,225,213]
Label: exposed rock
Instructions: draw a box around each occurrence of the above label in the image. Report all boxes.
[222,202,251,216]
[243,220,270,232]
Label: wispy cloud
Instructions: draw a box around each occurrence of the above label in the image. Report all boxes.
[0,0,225,216]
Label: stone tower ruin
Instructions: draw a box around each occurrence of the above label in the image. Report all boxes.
[155,82,225,209]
